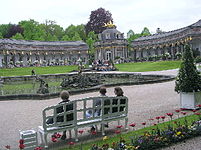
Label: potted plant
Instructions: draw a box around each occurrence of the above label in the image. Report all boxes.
[175,44,201,109]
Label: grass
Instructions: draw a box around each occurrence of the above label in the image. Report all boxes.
[115,60,181,72]
[59,113,199,150]
[0,61,181,77]
[0,65,77,77]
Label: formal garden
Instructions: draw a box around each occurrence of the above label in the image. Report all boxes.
[1,45,201,150]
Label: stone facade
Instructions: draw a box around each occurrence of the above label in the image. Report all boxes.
[94,27,128,62]
[131,20,201,61]
[0,39,89,68]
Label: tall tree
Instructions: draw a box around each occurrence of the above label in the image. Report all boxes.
[141,27,151,36]
[0,24,12,38]
[85,7,113,34]
[4,24,23,38]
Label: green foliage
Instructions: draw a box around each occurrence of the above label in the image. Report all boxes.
[71,32,82,41]
[141,27,151,36]
[195,56,201,63]
[0,24,12,37]
[175,44,201,93]
[11,33,24,40]
[0,32,3,39]
[61,35,71,41]
[0,65,77,77]
[115,60,181,72]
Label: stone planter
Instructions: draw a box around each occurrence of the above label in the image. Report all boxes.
[180,91,201,109]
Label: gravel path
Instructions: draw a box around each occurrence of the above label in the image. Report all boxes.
[0,69,199,150]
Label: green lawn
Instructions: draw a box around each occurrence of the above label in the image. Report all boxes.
[115,60,181,72]
[0,65,77,77]
[0,60,182,77]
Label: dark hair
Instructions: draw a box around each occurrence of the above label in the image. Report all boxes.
[99,86,107,95]
[114,87,124,96]
[60,90,69,100]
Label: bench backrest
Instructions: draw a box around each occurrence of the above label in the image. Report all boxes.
[42,96,128,130]
[101,96,128,119]
[43,101,75,130]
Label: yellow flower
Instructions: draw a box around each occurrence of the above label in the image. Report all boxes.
[103,136,108,141]
[176,131,182,136]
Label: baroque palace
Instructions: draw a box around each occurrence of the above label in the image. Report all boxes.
[0,40,88,68]
[0,20,201,68]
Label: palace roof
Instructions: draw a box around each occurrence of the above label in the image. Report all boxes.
[134,19,201,42]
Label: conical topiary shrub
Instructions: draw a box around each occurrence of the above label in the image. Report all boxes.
[175,44,201,93]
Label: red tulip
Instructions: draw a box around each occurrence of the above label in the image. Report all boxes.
[155,116,160,120]
[34,147,43,150]
[115,130,121,134]
[181,112,187,115]
[68,141,75,145]
[195,112,201,115]
[55,133,61,138]
[19,144,25,149]
[129,123,136,127]
[19,139,24,144]
[192,109,197,112]
[166,113,173,117]
[175,109,181,113]
[78,130,84,134]
[196,104,201,107]
[142,122,146,125]
[116,125,123,128]
[161,116,165,120]
[91,131,97,135]
[51,137,57,142]
[5,145,11,149]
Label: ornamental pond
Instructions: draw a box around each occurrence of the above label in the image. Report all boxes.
[0,72,174,99]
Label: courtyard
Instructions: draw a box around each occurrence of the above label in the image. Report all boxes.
[0,69,183,149]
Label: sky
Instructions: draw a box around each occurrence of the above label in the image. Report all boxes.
[1,0,201,36]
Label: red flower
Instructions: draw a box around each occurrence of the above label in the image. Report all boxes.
[55,133,61,138]
[19,144,25,149]
[91,131,97,135]
[155,116,160,120]
[68,141,75,145]
[175,109,181,113]
[192,109,197,112]
[19,139,24,144]
[148,118,154,121]
[142,122,146,125]
[115,130,121,134]
[196,104,201,107]
[166,113,173,117]
[34,147,43,150]
[181,112,187,115]
[129,123,136,127]
[161,116,165,120]
[5,145,11,149]
[78,130,84,134]
[195,112,201,115]
[116,125,123,128]
[51,137,57,142]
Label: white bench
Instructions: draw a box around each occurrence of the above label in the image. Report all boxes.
[38,96,128,148]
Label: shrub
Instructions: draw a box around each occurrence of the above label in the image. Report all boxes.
[175,44,201,93]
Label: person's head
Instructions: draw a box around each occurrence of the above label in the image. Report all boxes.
[114,87,124,96]
[60,90,70,101]
[99,86,107,95]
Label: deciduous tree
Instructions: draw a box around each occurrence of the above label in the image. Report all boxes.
[85,7,113,34]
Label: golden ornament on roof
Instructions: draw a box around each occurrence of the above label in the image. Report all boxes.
[103,21,116,28]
